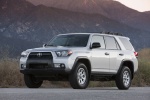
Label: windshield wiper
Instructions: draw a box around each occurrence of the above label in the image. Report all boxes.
[46,44,56,46]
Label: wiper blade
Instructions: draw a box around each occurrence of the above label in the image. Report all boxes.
[46,44,55,46]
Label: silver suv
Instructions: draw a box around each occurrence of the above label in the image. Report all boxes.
[20,32,138,90]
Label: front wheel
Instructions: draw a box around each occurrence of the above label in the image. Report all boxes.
[69,63,89,89]
[115,66,132,90]
[24,74,43,88]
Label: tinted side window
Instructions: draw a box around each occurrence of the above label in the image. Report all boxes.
[91,35,105,49]
[105,36,119,50]
[119,37,134,51]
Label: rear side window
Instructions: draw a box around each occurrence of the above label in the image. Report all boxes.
[119,37,134,51]
[105,36,120,50]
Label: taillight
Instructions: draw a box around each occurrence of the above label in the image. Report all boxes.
[134,52,138,57]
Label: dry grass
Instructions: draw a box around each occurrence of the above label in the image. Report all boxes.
[0,48,150,88]
[132,48,150,86]
[0,57,71,88]
[0,58,24,87]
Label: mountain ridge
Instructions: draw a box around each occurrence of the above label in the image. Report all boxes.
[0,0,150,57]
[27,0,150,32]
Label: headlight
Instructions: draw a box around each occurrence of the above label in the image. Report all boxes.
[55,50,73,57]
[21,51,29,58]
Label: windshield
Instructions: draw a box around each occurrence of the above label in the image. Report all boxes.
[47,34,90,47]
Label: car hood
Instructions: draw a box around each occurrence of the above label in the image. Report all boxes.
[26,46,87,52]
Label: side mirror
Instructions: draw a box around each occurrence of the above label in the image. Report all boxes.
[91,42,101,49]
[43,44,47,47]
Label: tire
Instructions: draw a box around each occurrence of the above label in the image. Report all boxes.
[69,63,89,89]
[24,74,43,88]
[115,66,132,90]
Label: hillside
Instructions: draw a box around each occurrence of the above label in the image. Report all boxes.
[145,11,150,14]
[145,11,150,16]
[27,0,150,32]
[0,0,150,57]
[0,35,40,57]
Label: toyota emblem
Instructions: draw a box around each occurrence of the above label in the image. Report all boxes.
[37,53,42,57]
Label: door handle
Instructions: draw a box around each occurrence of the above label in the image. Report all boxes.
[119,54,124,56]
[105,52,109,55]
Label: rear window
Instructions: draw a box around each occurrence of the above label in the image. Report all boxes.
[119,37,134,51]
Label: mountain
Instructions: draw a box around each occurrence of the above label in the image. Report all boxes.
[0,0,150,57]
[0,35,40,57]
[0,0,35,32]
[145,11,150,16]
[145,11,150,14]
[27,0,150,32]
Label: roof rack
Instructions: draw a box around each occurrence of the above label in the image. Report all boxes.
[101,32,123,36]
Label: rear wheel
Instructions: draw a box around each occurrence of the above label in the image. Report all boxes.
[24,74,43,88]
[115,66,132,90]
[69,63,89,89]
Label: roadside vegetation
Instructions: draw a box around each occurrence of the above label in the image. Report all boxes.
[132,48,150,86]
[0,48,150,88]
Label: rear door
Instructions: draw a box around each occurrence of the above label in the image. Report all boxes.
[104,36,121,72]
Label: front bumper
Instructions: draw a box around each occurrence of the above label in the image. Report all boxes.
[20,68,69,75]
[20,51,76,77]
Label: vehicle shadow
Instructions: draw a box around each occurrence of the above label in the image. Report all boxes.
[86,87,120,90]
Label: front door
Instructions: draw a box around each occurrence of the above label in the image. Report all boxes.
[91,35,109,72]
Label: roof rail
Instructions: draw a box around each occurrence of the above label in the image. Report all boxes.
[102,32,123,36]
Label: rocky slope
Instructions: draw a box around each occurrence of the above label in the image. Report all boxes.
[0,0,150,57]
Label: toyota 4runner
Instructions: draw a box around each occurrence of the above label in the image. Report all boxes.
[20,32,138,90]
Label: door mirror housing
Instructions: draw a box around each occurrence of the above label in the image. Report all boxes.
[91,42,101,49]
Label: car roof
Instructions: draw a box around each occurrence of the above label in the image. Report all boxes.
[58,33,128,38]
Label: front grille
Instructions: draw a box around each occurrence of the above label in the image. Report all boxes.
[27,52,53,69]
[28,52,52,59]
[29,64,49,69]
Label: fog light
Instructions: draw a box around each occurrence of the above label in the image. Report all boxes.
[54,64,61,68]
[54,64,65,68]
[21,64,26,69]
[60,64,65,68]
